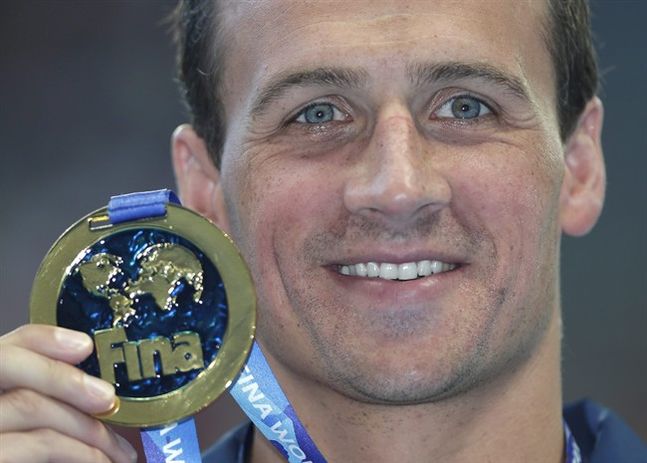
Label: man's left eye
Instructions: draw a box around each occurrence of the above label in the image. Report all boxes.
[434,96,492,120]
[295,102,346,124]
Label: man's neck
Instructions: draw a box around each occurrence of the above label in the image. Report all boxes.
[251,314,564,463]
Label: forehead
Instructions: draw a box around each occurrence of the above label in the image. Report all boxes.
[219,0,553,111]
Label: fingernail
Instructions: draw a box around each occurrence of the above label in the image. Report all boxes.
[54,328,92,350]
[94,396,120,419]
[83,374,115,403]
[115,433,138,462]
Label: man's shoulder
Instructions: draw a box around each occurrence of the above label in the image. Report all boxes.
[564,399,647,462]
[202,421,253,463]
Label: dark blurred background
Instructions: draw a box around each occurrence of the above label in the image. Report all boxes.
[1,0,645,456]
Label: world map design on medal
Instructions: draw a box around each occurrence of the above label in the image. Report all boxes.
[56,229,229,397]
[76,243,204,327]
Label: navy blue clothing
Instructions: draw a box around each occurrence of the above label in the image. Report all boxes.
[564,400,647,462]
[203,400,647,462]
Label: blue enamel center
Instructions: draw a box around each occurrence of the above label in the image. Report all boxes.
[57,229,228,398]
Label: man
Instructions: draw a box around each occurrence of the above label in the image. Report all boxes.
[0,1,645,462]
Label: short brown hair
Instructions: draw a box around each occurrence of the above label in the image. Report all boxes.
[171,0,599,167]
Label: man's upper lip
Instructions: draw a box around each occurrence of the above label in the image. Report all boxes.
[325,249,468,266]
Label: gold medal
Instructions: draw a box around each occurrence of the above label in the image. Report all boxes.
[30,203,256,427]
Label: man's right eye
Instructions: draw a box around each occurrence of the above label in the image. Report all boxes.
[294,102,347,124]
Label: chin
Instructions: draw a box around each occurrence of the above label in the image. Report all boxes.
[320,315,550,407]
[314,340,485,405]
[331,364,480,406]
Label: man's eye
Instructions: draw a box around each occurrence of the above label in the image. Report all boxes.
[295,103,346,124]
[434,96,492,120]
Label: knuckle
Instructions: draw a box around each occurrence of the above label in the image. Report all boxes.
[2,388,43,418]
[44,355,81,388]
[34,427,58,444]
[26,428,61,456]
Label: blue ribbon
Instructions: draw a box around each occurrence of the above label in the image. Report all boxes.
[564,420,582,463]
[141,419,202,463]
[108,190,180,224]
[229,342,327,463]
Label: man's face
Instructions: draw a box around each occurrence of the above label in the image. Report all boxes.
[216,0,566,403]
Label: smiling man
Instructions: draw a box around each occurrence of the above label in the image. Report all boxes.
[1,1,646,462]
[167,1,645,461]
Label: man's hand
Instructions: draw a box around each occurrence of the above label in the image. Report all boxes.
[0,324,138,462]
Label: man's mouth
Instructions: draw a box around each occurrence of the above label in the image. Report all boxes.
[337,260,458,281]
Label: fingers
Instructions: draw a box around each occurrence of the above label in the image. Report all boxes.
[1,324,93,364]
[0,324,136,462]
[1,429,117,463]
[0,343,115,414]
[0,325,115,414]
[0,388,137,463]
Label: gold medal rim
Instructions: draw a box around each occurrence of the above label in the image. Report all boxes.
[30,204,256,427]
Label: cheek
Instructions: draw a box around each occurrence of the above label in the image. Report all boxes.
[258,169,338,241]
[449,141,564,277]
[222,153,342,297]
[223,156,350,361]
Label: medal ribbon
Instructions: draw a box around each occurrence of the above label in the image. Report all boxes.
[564,420,582,463]
[112,190,580,463]
[229,342,327,463]
[141,419,201,463]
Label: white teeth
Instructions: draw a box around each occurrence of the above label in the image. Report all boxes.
[355,262,368,277]
[417,260,432,276]
[379,263,398,280]
[430,260,443,274]
[367,262,380,277]
[340,260,457,280]
[398,262,418,280]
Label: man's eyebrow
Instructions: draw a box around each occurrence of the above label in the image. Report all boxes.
[251,67,368,116]
[407,61,531,101]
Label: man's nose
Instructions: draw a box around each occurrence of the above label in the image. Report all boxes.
[343,112,451,223]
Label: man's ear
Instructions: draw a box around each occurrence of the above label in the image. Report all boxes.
[559,97,606,236]
[171,124,230,233]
